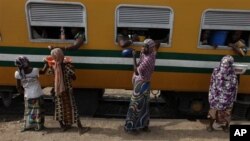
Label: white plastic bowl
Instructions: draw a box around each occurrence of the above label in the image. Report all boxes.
[232,64,248,74]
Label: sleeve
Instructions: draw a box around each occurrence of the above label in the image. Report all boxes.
[33,68,40,77]
[66,64,75,76]
[14,71,21,79]
[76,33,85,40]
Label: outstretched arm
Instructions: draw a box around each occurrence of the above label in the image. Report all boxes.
[39,63,49,75]
[228,43,246,56]
[48,37,84,51]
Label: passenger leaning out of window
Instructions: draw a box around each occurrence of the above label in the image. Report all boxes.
[227,31,247,56]
[48,27,85,51]
[117,28,139,48]
[200,30,211,45]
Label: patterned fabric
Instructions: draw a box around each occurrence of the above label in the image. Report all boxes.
[208,55,238,124]
[124,80,150,131]
[54,63,79,126]
[23,97,44,130]
[208,55,238,110]
[125,39,156,131]
[134,39,156,82]
[51,48,65,95]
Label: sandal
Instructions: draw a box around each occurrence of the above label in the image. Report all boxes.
[78,127,90,135]
[206,126,214,132]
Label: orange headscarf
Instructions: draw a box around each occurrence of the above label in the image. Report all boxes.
[51,48,65,95]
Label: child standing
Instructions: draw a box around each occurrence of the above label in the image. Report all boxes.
[14,56,45,132]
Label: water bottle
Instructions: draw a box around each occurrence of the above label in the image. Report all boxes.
[60,27,65,40]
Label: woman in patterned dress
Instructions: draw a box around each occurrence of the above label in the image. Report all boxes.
[124,39,156,134]
[45,48,90,134]
[14,56,45,132]
[207,55,238,132]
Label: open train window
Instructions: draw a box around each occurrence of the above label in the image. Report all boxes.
[26,1,87,42]
[115,5,174,47]
[199,10,250,49]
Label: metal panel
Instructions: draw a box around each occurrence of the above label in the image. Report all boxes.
[117,6,172,28]
[203,10,250,30]
[28,3,85,27]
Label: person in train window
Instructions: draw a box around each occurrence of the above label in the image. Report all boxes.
[207,55,238,132]
[124,39,156,134]
[14,56,45,132]
[227,30,247,56]
[117,28,139,48]
[42,48,90,134]
[32,27,48,39]
[200,30,211,45]
[48,27,85,51]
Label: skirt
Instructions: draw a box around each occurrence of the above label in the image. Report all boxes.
[24,96,44,130]
[54,89,79,126]
[124,80,150,131]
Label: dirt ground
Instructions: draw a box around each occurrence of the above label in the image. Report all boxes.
[0,115,239,141]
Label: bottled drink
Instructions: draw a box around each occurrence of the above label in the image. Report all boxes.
[60,27,65,40]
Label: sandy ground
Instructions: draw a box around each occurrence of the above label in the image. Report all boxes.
[0,116,237,141]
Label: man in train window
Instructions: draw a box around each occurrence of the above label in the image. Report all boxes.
[48,27,85,51]
[117,28,139,48]
[227,30,248,56]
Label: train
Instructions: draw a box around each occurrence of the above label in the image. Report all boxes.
[0,0,250,118]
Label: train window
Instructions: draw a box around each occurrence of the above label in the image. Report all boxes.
[26,1,87,42]
[199,10,250,49]
[115,5,174,47]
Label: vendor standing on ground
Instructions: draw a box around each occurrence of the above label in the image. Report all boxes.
[124,39,156,134]
[14,56,45,132]
[42,48,90,134]
[207,55,238,132]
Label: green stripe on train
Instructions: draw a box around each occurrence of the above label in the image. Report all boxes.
[2,60,250,75]
[1,46,250,62]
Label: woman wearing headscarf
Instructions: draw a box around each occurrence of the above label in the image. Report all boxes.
[124,39,156,134]
[207,55,238,132]
[14,56,45,132]
[48,48,89,134]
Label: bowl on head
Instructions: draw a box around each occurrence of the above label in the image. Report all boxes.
[44,56,72,66]
[232,64,248,74]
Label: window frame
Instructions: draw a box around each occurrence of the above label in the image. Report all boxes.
[198,9,250,49]
[115,4,174,47]
[25,0,87,43]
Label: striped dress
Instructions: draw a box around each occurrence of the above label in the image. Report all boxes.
[124,51,156,131]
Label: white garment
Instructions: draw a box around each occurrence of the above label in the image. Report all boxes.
[15,68,43,99]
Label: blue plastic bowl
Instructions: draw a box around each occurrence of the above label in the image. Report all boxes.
[122,48,133,57]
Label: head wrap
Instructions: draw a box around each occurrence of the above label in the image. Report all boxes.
[208,55,238,110]
[14,56,30,79]
[51,48,65,95]
[134,39,156,82]
[143,39,155,54]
